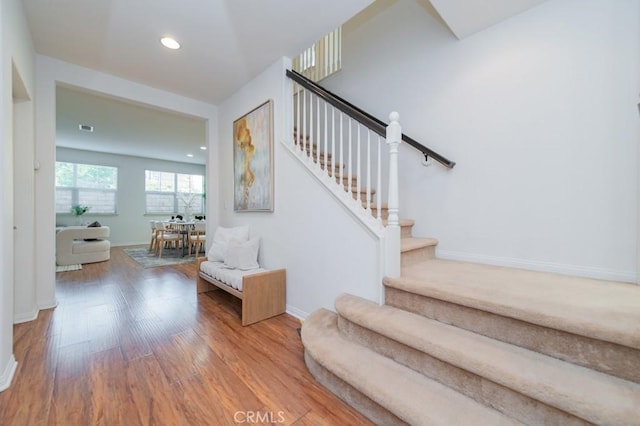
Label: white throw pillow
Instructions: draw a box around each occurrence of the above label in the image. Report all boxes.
[207,226,250,262]
[223,237,260,270]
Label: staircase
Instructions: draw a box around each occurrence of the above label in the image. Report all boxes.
[288,70,640,424]
[302,221,640,425]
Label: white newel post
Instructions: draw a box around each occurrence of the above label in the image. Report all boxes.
[385,112,401,279]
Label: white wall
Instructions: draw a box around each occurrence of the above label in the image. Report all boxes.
[13,99,36,324]
[1,0,35,391]
[324,0,640,281]
[34,56,219,330]
[218,57,381,318]
[55,147,206,246]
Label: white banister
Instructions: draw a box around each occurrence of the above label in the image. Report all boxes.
[385,112,401,278]
[290,82,403,275]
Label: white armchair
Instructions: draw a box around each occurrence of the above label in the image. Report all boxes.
[56,226,111,266]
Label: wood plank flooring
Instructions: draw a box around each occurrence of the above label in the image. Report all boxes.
[0,247,371,425]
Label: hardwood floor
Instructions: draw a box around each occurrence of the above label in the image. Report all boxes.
[0,247,371,425]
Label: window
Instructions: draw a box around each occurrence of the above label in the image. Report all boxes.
[55,162,118,214]
[145,170,204,214]
[292,27,342,82]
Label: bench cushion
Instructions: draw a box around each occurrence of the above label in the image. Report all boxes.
[208,226,250,262]
[223,237,260,270]
[200,260,265,291]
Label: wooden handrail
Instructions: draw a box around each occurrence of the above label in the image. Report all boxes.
[286,69,455,169]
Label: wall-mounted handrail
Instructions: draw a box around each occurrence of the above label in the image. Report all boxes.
[286,69,455,169]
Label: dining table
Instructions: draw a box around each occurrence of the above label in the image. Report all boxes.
[162,220,197,257]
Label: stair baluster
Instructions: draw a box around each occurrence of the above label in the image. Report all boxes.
[296,83,301,149]
[376,134,382,222]
[303,89,308,154]
[366,130,371,212]
[385,112,401,278]
[324,103,328,170]
[331,107,336,180]
[356,124,361,204]
[347,118,353,199]
[339,112,344,189]
[316,96,320,165]
[290,75,403,275]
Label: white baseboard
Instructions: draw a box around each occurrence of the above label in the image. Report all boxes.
[14,298,59,325]
[111,241,147,247]
[286,305,309,321]
[14,306,39,324]
[38,298,58,310]
[437,250,637,283]
[0,355,17,392]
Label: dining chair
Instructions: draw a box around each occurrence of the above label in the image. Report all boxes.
[155,221,182,258]
[188,222,207,257]
[148,220,159,252]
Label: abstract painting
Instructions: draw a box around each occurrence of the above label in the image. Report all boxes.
[233,100,273,211]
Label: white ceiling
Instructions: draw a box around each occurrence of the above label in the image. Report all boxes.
[428,0,548,39]
[56,85,208,165]
[24,0,543,164]
[23,0,373,164]
[22,0,373,104]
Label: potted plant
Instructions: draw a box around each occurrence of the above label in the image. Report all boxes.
[71,204,91,225]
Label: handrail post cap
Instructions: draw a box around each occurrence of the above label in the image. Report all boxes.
[389,111,400,122]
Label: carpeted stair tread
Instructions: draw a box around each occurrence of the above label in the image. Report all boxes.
[386,259,640,350]
[345,185,376,195]
[366,201,388,209]
[400,237,438,252]
[382,218,414,227]
[302,309,520,426]
[335,293,640,425]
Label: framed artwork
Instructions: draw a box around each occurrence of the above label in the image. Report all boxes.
[233,99,274,212]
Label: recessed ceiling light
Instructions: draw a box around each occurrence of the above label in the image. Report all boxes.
[200,146,207,150]
[186,153,194,158]
[160,37,180,50]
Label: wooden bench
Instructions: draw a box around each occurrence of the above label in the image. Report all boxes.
[196,257,286,326]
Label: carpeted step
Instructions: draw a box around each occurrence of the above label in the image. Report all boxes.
[303,352,406,425]
[292,128,309,146]
[400,237,438,267]
[296,143,347,172]
[335,293,640,426]
[382,218,415,238]
[367,202,388,220]
[301,309,520,426]
[291,132,331,158]
[331,173,357,188]
[385,259,640,383]
[315,155,337,166]
[345,185,376,201]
